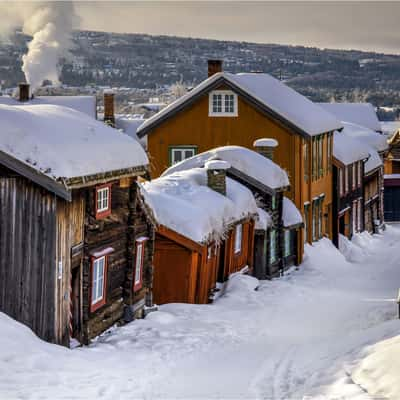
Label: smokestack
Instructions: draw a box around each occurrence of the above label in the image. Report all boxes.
[253,138,279,161]
[205,159,230,196]
[103,91,115,127]
[208,59,223,77]
[18,83,30,102]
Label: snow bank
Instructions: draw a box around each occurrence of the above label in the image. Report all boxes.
[163,145,289,190]
[253,138,278,148]
[365,147,383,174]
[352,335,400,399]
[138,72,342,137]
[141,167,257,243]
[282,197,303,227]
[319,102,381,132]
[0,104,148,180]
[0,95,96,118]
[333,131,370,165]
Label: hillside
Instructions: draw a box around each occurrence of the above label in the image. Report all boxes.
[1,30,400,115]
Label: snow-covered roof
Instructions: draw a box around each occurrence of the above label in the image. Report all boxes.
[0,95,96,118]
[0,104,148,186]
[282,197,303,228]
[365,147,383,174]
[381,121,400,139]
[255,207,272,230]
[333,131,370,165]
[141,167,257,244]
[341,122,388,153]
[137,72,343,137]
[318,102,381,132]
[162,145,289,190]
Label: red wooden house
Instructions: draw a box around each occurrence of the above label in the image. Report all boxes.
[141,160,257,305]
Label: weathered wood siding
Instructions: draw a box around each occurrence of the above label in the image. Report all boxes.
[0,174,57,343]
[55,191,85,345]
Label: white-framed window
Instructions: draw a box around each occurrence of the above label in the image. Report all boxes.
[352,164,356,189]
[209,90,238,116]
[270,230,277,263]
[234,224,243,254]
[92,256,106,307]
[96,185,110,214]
[134,243,143,286]
[284,230,291,257]
[170,146,197,165]
[207,246,213,260]
[357,199,362,231]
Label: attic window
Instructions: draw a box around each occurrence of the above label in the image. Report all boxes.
[95,184,112,219]
[90,255,107,312]
[234,224,243,254]
[209,91,238,117]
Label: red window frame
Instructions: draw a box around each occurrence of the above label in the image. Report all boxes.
[90,255,108,312]
[133,238,148,292]
[95,183,112,219]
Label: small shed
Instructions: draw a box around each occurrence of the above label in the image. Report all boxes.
[141,163,257,304]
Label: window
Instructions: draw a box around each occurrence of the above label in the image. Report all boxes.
[318,136,323,178]
[170,146,197,165]
[284,230,291,257]
[91,256,107,312]
[318,199,323,239]
[345,167,349,193]
[209,90,238,116]
[304,203,310,243]
[271,195,277,211]
[207,245,213,260]
[357,199,362,231]
[95,184,112,219]
[352,164,356,190]
[269,230,277,263]
[303,142,309,182]
[358,161,362,187]
[234,224,243,254]
[327,133,332,172]
[134,238,147,292]
[339,169,344,197]
[352,201,357,235]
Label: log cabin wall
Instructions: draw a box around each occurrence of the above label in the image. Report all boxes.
[55,191,85,346]
[0,170,58,343]
[82,179,152,343]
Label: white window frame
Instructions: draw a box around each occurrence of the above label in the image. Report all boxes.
[209,90,238,117]
[92,256,106,305]
[234,224,243,254]
[170,146,197,165]
[97,187,110,213]
[134,243,143,286]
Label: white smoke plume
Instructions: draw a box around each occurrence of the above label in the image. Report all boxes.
[0,1,79,91]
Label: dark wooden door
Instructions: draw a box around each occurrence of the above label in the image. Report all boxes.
[217,240,226,283]
[339,215,345,236]
[71,266,81,340]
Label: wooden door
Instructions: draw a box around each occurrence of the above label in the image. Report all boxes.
[70,265,82,341]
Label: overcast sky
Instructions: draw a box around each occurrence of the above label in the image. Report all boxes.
[72,1,400,54]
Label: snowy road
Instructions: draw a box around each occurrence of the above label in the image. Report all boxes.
[2,227,400,399]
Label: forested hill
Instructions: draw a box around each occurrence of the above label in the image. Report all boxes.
[2,30,400,111]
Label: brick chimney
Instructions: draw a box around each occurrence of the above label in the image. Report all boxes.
[205,159,230,196]
[19,83,30,102]
[103,91,115,127]
[253,138,279,161]
[208,59,223,77]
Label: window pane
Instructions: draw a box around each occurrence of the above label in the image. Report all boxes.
[213,94,222,113]
[184,150,194,159]
[173,150,182,164]
[225,94,234,113]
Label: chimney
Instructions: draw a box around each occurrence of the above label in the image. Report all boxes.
[253,138,279,161]
[103,91,115,127]
[205,159,230,196]
[18,83,30,102]
[208,59,223,77]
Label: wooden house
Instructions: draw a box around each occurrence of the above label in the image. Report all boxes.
[331,132,370,247]
[136,60,342,251]
[0,103,154,347]
[141,160,257,305]
[384,130,400,222]
[163,143,303,278]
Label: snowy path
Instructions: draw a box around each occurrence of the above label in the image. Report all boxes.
[2,227,400,399]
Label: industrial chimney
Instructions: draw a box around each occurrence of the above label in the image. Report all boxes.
[208,60,223,77]
[103,91,115,127]
[205,159,230,196]
[253,138,279,161]
[18,83,30,102]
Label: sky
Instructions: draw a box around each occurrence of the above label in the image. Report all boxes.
[73,1,400,54]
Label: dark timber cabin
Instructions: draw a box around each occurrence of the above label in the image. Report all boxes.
[141,160,257,304]
[0,102,154,347]
[162,142,303,279]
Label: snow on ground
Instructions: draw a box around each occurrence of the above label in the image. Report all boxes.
[1,227,400,399]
